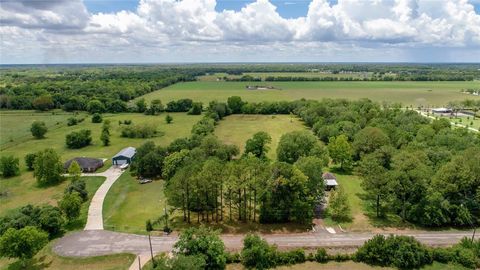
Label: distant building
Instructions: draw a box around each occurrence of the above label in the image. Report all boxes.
[64,157,104,173]
[112,147,136,165]
[322,172,338,190]
[432,108,452,114]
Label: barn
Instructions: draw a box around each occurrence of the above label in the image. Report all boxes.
[112,147,136,165]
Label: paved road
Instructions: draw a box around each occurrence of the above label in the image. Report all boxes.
[54,229,474,258]
[84,167,124,230]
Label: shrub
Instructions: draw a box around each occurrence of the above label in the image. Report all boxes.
[188,102,203,115]
[67,117,78,126]
[24,153,37,170]
[66,129,92,149]
[121,124,158,138]
[59,192,83,222]
[91,113,102,123]
[241,234,277,270]
[277,249,306,266]
[0,155,19,177]
[65,179,88,202]
[165,114,173,124]
[30,121,47,139]
[315,248,328,263]
[226,252,241,264]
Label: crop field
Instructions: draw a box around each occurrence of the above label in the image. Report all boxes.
[138,81,479,107]
[214,114,306,159]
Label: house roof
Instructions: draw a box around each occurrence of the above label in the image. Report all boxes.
[113,147,136,159]
[322,172,336,180]
[64,157,103,170]
[325,179,339,186]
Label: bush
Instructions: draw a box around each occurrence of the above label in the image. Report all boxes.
[241,234,277,270]
[66,129,92,149]
[315,248,328,263]
[226,252,241,264]
[24,153,37,170]
[277,249,306,266]
[67,117,78,126]
[355,235,432,269]
[0,155,19,177]
[30,121,47,139]
[59,192,83,222]
[121,124,158,138]
[65,179,88,202]
[165,114,173,124]
[188,102,203,115]
[91,113,102,123]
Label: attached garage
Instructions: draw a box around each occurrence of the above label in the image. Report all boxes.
[112,147,136,165]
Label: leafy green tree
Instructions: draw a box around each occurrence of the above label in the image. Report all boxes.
[68,161,82,182]
[165,114,173,124]
[0,155,19,177]
[162,149,190,180]
[0,226,48,265]
[328,187,351,222]
[30,121,47,139]
[227,96,244,114]
[100,120,111,146]
[38,205,64,237]
[174,227,227,270]
[241,234,277,270]
[24,153,37,170]
[294,156,325,200]
[59,192,82,222]
[188,102,203,115]
[277,130,320,164]
[87,100,105,114]
[244,132,271,159]
[65,179,88,202]
[327,135,353,170]
[34,148,64,186]
[32,95,54,111]
[91,113,102,123]
[135,98,147,113]
[353,127,390,157]
[148,99,164,115]
[65,129,92,149]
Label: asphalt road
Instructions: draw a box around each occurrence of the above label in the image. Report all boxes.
[53,229,474,257]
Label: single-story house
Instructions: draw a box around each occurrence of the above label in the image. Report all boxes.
[322,172,338,190]
[432,108,452,114]
[112,147,136,165]
[64,157,104,173]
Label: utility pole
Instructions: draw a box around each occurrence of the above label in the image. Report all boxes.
[148,233,155,267]
[138,256,141,270]
[472,227,476,243]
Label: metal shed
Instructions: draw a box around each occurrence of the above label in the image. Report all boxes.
[112,147,136,165]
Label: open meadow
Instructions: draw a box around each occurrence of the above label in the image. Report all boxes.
[138,81,479,107]
[214,114,306,159]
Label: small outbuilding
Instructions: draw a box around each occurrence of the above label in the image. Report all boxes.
[64,157,104,173]
[112,147,136,165]
[322,172,339,190]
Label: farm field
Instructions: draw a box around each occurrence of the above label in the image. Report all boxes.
[214,114,306,159]
[138,81,479,107]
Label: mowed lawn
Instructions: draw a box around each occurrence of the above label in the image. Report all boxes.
[138,81,479,107]
[103,171,167,234]
[214,114,307,159]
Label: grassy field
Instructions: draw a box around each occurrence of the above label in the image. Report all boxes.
[103,170,167,234]
[138,81,479,107]
[0,110,85,146]
[0,242,135,270]
[214,114,306,159]
[0,175,104,218]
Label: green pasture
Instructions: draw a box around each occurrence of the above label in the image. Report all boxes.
[214,114,306,159]
[103,171,167,234]
[138,81,479,107]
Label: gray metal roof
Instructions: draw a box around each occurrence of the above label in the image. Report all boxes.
[113,147,136,159]
[325,179,339,186]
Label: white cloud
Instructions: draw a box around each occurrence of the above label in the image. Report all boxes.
[0,0,479,63]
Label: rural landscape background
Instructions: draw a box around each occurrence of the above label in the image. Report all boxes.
[1,0,480,270]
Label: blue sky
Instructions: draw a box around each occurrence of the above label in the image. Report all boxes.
[1,0,480,64]
[84,0,480,18]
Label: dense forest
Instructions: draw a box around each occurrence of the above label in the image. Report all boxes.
[1,64,479,112]
[131,97,480,228]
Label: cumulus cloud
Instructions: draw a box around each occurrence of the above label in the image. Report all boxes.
[1,0,479,63]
